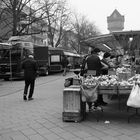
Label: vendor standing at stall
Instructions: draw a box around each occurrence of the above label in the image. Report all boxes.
[85,48,103,110]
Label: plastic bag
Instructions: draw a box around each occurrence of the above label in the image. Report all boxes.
[81,84,99,102]
[127,84,140,108]
[64,78,73,87]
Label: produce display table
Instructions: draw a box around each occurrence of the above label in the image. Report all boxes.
[63,70,138,122]
[117,85,132,109]
[117,86,132,94]
[81,73,134,110]
[98,85,132,96]
[98,85,118,95]
[98,85,133,110]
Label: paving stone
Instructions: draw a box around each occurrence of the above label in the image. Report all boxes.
[50,127,65,134]
[0,135,12,140]
[21,128,37,136]
[28,134,46,140]
[116,128,137,136]
[68,138,83,140]
[83,136,100,140]
[0,128,13,135]
[35,118,48,124]
[116,135,136,140]
[10,134,29,140]
[62,126,79,133]
[88,129,107,138]
[28,122,43,129]
[103,128,122,136]
[1,74,140,140]
[44,133,61,140]
[0,130,23,138]
[35,127,52,135]
[99,135,119,140]
[131,133,140,140]
[42,121,56,129]
[57,132,77,140]
[72,131,92,138]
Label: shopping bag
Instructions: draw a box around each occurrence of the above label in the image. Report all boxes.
[127,84,140,108]
[64,78,73,87]
[81,84,99,102]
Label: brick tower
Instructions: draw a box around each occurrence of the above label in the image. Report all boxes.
[107,9,125,33]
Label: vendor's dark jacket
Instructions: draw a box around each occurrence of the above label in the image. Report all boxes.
[22,58,38,80]
[80,54,89,76]
[101,59,110,75]
[86,54,102,76]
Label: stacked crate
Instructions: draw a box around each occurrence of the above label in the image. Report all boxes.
[118,72,132,82]
[72,77,81,85]
[62,86,86,122]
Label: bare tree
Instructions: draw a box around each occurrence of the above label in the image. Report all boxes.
[0,0,46,40]
[38,0,71,48]
[70,13,101,54]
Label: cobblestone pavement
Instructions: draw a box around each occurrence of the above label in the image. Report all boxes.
[0,73,140,140]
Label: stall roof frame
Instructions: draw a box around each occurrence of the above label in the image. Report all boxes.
[82,30,140,55]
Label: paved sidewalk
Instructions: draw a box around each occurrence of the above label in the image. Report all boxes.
[0,74,140,140]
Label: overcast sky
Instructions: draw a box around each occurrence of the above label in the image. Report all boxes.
[67,0,140,34]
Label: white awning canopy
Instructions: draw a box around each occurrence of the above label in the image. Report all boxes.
[64,51,81,57]
[0,43,12,49]
[82,30,140,55]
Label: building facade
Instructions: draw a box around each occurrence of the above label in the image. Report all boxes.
[0,4,47,45]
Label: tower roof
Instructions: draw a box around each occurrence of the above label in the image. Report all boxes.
[109,9,123,18]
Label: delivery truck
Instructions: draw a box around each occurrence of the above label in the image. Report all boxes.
[0,42,49,80]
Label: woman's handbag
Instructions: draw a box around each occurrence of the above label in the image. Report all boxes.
[127,84,140,108]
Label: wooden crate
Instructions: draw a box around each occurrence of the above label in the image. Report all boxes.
[62,87,85,122]
[64,77,81,87]
[62,112,83,122]
[108,70,116,75]
[62,103,86,122]
[98,85,117,94]
[118,86,132,94]
[118,72,132,82]
[72,78,81,85]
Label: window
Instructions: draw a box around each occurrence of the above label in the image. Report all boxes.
[51,55,60,62]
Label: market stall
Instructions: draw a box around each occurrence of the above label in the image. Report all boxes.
[62,30,140,122]
[62,67,140,122]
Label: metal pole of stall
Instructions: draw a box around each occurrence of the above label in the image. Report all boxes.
[9,47,12,80]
